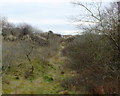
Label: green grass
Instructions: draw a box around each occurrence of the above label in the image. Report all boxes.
[2,40,77,94]
[3,74,63,94]
[2,57,66,94]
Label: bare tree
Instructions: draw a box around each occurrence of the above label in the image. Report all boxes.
[61,1,120,94]
[73,2,120,53]
[19,40,34,74]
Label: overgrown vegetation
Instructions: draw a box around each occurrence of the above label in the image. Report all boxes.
[1,1,120,95]
[2,17,65,94]
[61,2,120,94]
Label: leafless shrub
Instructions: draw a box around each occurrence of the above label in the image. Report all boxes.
[61,32,119,94]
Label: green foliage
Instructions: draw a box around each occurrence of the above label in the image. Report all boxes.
[43,75,54,82]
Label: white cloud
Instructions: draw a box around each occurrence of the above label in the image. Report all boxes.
[8,18,83,35]
[0,0,118,4]
[71,21,97,26]
[8,18,97,26]
[8,18,69,25]
[36,19,69,25]
[54,30,79,35]
[0,0,73,4]
[61,30,79,35]
[73,0,120,2]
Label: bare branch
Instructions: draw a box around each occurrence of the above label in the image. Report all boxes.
[72,2,100,21]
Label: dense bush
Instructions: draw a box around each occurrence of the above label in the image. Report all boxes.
[60,2,120,94]
[61,33,119,94]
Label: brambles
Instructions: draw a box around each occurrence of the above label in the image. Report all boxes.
[2,2,120,94]
[61,2,120,94]
[61,33,119,94]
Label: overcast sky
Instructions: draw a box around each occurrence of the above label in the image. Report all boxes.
[0,0,117,35]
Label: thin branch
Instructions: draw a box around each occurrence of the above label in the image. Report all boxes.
[72,2,100,21]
